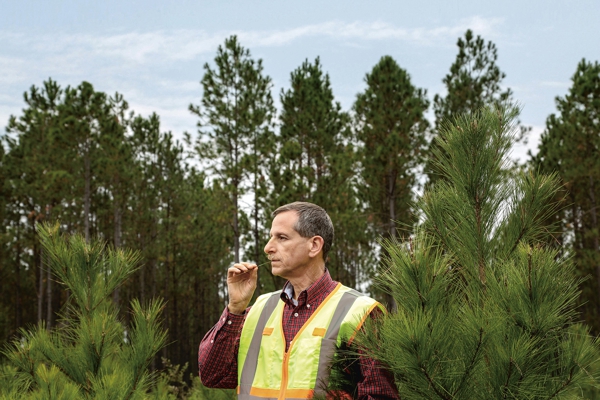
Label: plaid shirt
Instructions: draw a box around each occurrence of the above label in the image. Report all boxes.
[198,270,399,399]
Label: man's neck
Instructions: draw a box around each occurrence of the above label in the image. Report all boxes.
[288,264,326,300]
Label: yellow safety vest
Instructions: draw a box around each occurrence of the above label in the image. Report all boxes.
[237,283,382,400]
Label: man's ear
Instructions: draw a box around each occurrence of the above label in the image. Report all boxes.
[308,236,324,258]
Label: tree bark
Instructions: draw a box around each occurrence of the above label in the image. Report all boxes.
[388,168,397,239]
[84,144,91,243]
[386,167,398,311]
[46,204,53,329]
[15,229,22,331]
[46,255,52,329]
[113,184,122,305]
[35,220,44,324]
[233,183,240,263]
[588,175,600,313]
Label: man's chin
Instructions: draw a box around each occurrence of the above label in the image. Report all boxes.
[270,263,282,277]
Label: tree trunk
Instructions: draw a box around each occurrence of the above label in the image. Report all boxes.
[46,204,53,329]
[253,187,262,296]
[36,221,44,324]
[46,256,52,329]
[588,175,600,313]
[388,169,397,239]
[386,168,398,311]
[233,186,240,264]
[113,186,122,305]
[84,146,91,243]
[15,230,22,331]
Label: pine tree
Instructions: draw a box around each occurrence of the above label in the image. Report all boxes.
[433,30,513,126]
[1,223,167,399]
[428,30,521,185]
[353,55,429,241]
[348,107,600,399]
[190,35,274,264]
[276,57,345,205]
[273,57,372,287]
[95,92,133,307]
[4,79,67,330]
[532,58,600,333]
[58,82,112,242]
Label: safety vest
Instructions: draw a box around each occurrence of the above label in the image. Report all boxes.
[237,282,382,400]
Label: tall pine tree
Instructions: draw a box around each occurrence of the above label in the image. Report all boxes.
[353,55,429,242]
[428,30,520,185]
[190,35,274,264]
[532,58,600,333]
[345,107,599,399]
[273,57,371,287]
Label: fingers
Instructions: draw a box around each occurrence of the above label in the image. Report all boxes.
[228,262,258,278]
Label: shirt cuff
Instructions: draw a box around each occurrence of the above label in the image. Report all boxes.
[218,307,245,332]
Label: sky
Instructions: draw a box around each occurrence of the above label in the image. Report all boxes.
[1,0,599,162]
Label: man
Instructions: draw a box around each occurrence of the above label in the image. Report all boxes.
[198,202,398,399]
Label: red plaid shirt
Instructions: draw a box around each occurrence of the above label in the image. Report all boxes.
[198,270,399,399]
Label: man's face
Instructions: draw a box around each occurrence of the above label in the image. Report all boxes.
[264,211,313,280]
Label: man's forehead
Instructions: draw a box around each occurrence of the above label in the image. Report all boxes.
[270,210,299,233]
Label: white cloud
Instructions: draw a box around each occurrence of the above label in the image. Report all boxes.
[240,16,502,47]
[0,15,505,139]
[1,16,503,68]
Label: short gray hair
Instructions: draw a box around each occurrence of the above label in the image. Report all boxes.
[272,202,334,263]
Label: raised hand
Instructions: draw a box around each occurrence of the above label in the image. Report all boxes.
[227,262,258,315]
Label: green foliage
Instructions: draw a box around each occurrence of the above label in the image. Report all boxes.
[433,30,513,127]
[272,57,373,287]
[276,57,347,205]
[1,77,236,382]
[350,107,600,399]
[429,30,521,186]
[532,58,600,334]
[354,55,429,240]
[148,359,236,400]
[1,32,598,399]
[190,34,274,264]
[2,223,167,399]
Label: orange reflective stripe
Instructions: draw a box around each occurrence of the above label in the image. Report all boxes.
[280,283,342,400]
[249,386,279,397]
[239,292,282,396]
[291,283,341,346]
[347,301,381,345]
[249,386,314,398]
[238,284,380,399]
[285,388,315,398]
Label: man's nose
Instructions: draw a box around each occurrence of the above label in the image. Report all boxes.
[264,237,274,254]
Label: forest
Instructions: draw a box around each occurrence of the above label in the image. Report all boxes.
[0,29,599,398]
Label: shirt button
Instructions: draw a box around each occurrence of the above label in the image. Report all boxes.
[306,304,311,308]
[211,340,214,343]
[227,320,232,325]
[294,312,299,317]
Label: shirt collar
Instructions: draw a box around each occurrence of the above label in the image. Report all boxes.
[280,268,336,307]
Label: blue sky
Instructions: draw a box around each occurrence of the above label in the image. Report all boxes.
[1,0,599,161]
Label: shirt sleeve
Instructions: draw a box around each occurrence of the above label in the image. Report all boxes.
[198,307,247,388]
[356,308,400,400]
[356,350,400,399]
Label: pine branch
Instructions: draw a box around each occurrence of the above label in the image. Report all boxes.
[453,327,484,397]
